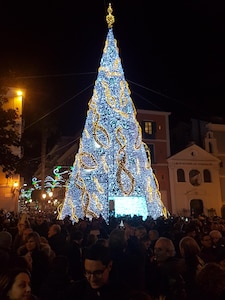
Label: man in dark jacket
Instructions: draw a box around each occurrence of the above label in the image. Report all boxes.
[47,224,67,256]
[65,243,133,300]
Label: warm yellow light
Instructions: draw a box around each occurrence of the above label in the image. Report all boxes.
[13,182,19,188]
[42,193,47,199]
[17,90,23,96]
[48,191,53,197]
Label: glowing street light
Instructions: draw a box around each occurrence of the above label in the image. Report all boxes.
[16,90,23,97]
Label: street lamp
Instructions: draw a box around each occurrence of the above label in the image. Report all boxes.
[16,90,23,97]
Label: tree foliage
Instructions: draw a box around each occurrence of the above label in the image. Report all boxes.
[0,85,21,176]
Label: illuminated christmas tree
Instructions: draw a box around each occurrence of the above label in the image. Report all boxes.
[59,4,166,223]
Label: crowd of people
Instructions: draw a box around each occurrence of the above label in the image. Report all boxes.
[1,209,225,299]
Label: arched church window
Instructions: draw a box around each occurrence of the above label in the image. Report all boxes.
[177,168,185,182]
[203,169,211,182]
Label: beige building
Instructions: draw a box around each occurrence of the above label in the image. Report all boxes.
[167,143,222,217]
[0,87,25,212]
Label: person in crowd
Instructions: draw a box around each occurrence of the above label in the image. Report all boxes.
[39,255,73,300]
[0,267,38,300]
[147,236,186,300]
[17,232,55,264]
[178,236,205,299]
[135,225,147,240]
[194,262,225,300]
[198,232,216,263]
[183,221,198,239]
[148,229,159,254]
[67,229,85,281]
[124,219,136,240]
[32,214,49,239]
[85,233,98,248]
[22,228,34,244]
[65,243,133,300]
[47,224,68,256]
[17,231,50,297]
[108,227,147,292]
[210,219,224,232]
[140,234,153,259]
[89,216,109,240]
[209,229,225,263]
[0,230,13,271]
[12,215,31,254]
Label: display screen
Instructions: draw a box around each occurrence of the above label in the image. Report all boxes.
[109,196,148,219]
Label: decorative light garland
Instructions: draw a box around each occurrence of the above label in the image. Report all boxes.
[59,4,167,222]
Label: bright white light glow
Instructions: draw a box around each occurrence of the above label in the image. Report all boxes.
[59,27,165,223]
[111,196,148,219]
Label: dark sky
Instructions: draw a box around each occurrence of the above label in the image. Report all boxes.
[1,0,225,136]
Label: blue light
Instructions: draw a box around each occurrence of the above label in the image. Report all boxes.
[59,28,166,223]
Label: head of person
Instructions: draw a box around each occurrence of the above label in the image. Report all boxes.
[22,228,33,243]
[84,244,112,290]
[196,262,225,299]
[210,221,221,231]
[179,236,200,258]
[209,230,222,245]
[184,222,197,238]
[135,225,147,240]
[199,233,212,249]
[124,219,136,238]
[148,229,159,242]
[17,220,30,236]
[70,229,84,245]
[108,228,127,253]
[0,231,12,251]
[35,214,45,225]
[48,224,61,238]
[0,267,31,300]
[154,237,176,264]
[140,234,151,251]
[25,232,41,252]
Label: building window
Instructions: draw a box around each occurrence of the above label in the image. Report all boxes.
[203,169,211,182]
[189,169,201,186]
[142,121,156,139]
[177,168,185,182]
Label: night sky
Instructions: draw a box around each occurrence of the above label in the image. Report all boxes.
[1,0,225,137]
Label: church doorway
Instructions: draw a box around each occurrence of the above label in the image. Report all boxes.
[190,199,203,218]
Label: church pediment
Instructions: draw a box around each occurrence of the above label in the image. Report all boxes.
[167,143,221,163]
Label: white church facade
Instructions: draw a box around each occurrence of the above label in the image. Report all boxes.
[167,142,222,217]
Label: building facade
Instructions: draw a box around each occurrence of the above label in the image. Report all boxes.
[137,109,172,212]
[167,143,222,217]
[0,87,25,212]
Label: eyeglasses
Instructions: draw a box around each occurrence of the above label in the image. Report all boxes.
[84,267,107,279]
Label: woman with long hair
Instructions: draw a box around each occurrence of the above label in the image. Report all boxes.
[17,232,50,297]
[0,267,38,300]
[179,236,205,299]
